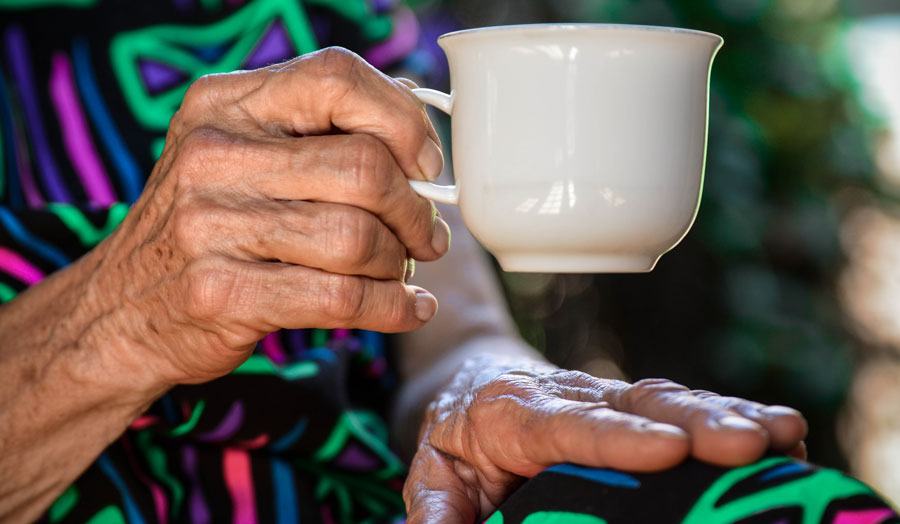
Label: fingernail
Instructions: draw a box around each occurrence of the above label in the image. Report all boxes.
[417,136,444,181]
[645,423,687,438]
[432,217,451,255]
[413,287,437,322]
[404,258,415,283]
[717,416,763,431]
[760,405,801,418]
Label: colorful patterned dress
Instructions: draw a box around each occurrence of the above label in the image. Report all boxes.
[1,1,413,523]
[0,1,897,523]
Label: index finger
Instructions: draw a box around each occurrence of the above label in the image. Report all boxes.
[242,47,444,181]
[612,379,771,466]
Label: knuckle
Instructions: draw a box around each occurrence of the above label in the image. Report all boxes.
[308,46,362,95]
[170,198,221,256]
[182,259,242,321]
[170,202,206,252]
[473,374,529,409]
[174,128,252,185]
[691,389,719,399]
[319,273,366,323]
[181,74,217,115]
[621,378,687,410]
[327,208,379,268]
[550,369,590,384]
[344,134,393,197]
[174,127,224,179]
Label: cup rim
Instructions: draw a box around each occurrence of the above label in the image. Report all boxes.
[438,23,724,45]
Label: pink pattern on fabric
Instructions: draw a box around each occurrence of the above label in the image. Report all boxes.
[11,113,44,207]
[0,246,43,284]
[832,508,898,524]
[364,7,419,69]
[224,448,258,524]
[260,332,288,364]
[237,433,269,449]
[321,505,338,524]
[48,52,116,205]
[130,415,160,430]
[121,436,169,524]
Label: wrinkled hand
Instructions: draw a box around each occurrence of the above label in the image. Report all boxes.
[403,356,807,524]
[89,47,449,387]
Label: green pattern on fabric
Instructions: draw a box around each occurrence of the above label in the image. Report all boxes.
[48,485,78,523]
[311,328,329,348]
[199,0,222,11]
[522,512,607,524]
[233,353,318,380]
[305,0,392,41]
[169,399,206,437]
[353,490,388,517]
[135,431,185,517]
[681,457,878,524]
[109,0,319,130]
[0,282,16,302]
[484,511,504,524]
[316,476,354,523]
[150,137,165,160]
[85,505,126,524]
[45,203,128,247]
[295,458,405,522]
[313,411,405,479]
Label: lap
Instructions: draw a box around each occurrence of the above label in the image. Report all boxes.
[486,457,898,524]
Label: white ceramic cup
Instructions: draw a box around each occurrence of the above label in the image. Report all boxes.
[408,24,724,273]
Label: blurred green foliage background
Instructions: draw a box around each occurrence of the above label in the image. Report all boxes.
[407,0,900,471]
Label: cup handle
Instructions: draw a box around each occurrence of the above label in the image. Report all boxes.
[409,88,459,206]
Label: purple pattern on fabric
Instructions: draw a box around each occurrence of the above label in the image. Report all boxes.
[138,59,189,95]
[10,109,43,207]
[5,26,72,203]
[371,0,396,14]
[415,12,459,84]
[182,445,211,524]
[173,0,194,12]
[243,20,293,70]
[261,332,288,364]
[49,53,117,205]
[195,401,245,441]
[333,442,381,471]
[310,14,331,44]
[287,329,308,358]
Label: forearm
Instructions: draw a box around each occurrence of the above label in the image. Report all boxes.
[0,247,166,523]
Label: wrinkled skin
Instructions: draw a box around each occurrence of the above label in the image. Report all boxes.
[0,47,451,522]
[403,355,808,524]
[0,46,808,524]
[86,47,452,387]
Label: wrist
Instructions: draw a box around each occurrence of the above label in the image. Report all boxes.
[2,245,170,415]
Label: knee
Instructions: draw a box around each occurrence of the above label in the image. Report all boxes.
[486,458,896,524]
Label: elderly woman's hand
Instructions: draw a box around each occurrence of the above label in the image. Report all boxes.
[88,47,449,387]
[403,355,808,524]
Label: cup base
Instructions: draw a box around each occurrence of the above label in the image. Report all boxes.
[496,253,659,274]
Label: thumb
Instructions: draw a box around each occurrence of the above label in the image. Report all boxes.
[405,488,475,524]
[404,449,478,524]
